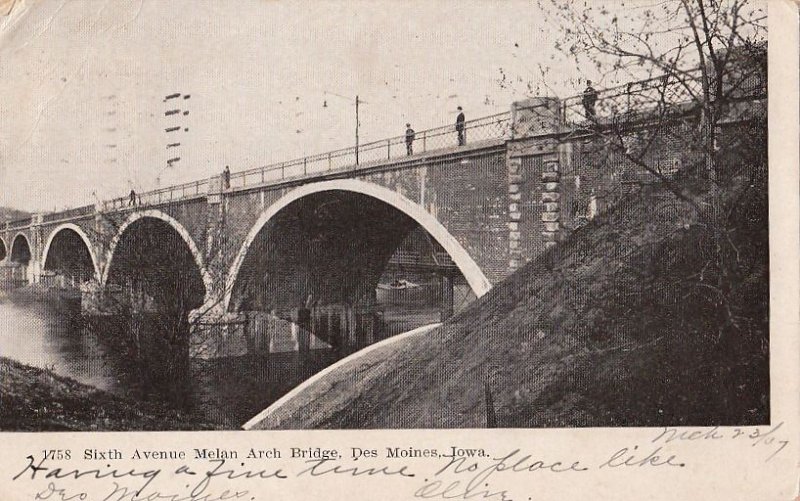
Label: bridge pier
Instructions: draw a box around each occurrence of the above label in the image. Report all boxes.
[80,281,119,315]
[292,308,312,354]
[440,273,454,321]
[189,298,393,360]
[188,300,322,360]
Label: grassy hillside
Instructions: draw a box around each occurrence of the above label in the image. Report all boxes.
[253,166,769,429]
[0,357,221,431]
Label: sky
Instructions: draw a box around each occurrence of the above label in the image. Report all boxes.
[0,0,615,212]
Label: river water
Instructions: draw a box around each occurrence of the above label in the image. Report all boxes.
[0,289,441,429]
[0,290,345,428]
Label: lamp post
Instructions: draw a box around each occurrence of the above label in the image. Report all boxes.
[324,92,365,165]
[355,95,359,165]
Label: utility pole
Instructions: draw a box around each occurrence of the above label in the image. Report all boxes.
[355,95,360,165]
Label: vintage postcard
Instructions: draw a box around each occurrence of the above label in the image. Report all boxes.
[0,0,796,499]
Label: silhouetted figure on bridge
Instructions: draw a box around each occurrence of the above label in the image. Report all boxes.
[128,189,137,206]
[456,106,466,145]
[223,165,231,189]
[405,124,415,156]
[582,80,598,121]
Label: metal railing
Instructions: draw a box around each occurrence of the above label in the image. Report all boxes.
[387,250,457,269]
[562,69,702,126]
[103,178,210,211]
[8,217,32,229]
[9,113,510,225]
[94,113,512,210]
[560,64,766,128]
[41,204,94,223]
[226,112,512,190]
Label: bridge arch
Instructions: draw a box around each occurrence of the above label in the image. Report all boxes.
[101,210,213,301]
[224,178,492,312]
[9,233,32,264]
[41,223,101,283]
[0,236,6,261]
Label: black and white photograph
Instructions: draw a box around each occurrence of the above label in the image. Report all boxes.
[0,0,773,435]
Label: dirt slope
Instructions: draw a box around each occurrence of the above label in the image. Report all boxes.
[252,170,769,429]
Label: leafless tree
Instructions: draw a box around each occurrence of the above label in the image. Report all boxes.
[533,0,767,349]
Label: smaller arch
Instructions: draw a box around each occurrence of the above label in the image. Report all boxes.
[101,209,213,301]
[10,233,32,264]
[41,223,101,283]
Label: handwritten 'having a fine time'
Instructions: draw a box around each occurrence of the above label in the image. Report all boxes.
[12,422,789,501]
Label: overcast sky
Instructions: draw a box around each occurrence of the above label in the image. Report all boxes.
[0,0,605,212]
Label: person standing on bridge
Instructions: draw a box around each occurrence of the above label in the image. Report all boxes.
[456,106,466,146]
[405,123,415,156]
[128,189,137,206]
[223,165,231,189]
[582,80,598,121]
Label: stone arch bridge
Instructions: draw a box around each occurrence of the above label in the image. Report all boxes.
[1,74,765,358]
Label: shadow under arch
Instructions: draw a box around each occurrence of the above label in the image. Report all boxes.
[101,209,213,302]
[41,223,102,283]
[224,179,492,312]
[10,233,31,264]
[0,236,6,261]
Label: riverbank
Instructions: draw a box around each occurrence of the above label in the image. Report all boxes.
[0,357,222,431]
[1,283,81,305]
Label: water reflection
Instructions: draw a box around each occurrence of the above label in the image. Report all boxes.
[0,289,439,428]
[0,290,118,391]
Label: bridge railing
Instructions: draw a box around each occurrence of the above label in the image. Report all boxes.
[387,250,457,268]
[8,217,32,229]
[227,112,512,190]
[41,204,95,223]
[561,69,703,127]
[560,63,766,128]
[103,178,210,211]
[86,62,764,214]
[92,113,511,211]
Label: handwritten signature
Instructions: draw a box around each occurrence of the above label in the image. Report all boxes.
[414,449,588,500]
[34,480,249,501]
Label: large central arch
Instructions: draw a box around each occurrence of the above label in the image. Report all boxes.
[41,223,101,283]
[224,179,492,312]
